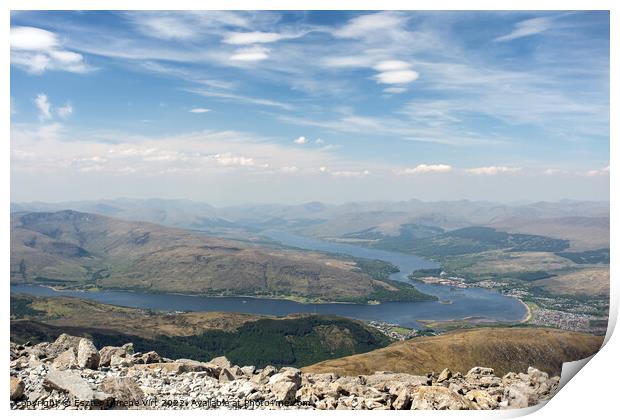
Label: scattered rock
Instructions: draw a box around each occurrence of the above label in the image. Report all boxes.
[467,367,494,377]
[241,365,256,376]
[272,381,298,403]
[269,367,302,388]
[99,346,127,367]
[392,388,411,409]
[52,348,79,370]
[141,351,160,364]
[48,334,83,358]
[101,377,144,402]
[10,339,561,411]
[110,354,132,368]
[219,367,236,382]
[121,343,134,354]
[466,389,498,410]
[77,339,100,370]
[437,368,452,383]
[10,377,24,401]
[209,356,231,369]
[43,369,111,407]
[412,386,474,410]
[505,382,537,409]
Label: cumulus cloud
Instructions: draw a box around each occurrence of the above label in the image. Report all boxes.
[397,164,452,175]
[495,17,555,42]
[11,124,352,180]
[280,166,299,173]
[465,166,521,175]
[316,165,369,177]
[293,136,307,145]
[230,46,269,61]
[189,108,210,113]
[584,165,610,176]
[11,26,90,74]
[57,103,73,119]
[330,169,370,177]
[543,168,568,176]
[35,94,52,120]
[208,152,265,168]
[34,94,74,121]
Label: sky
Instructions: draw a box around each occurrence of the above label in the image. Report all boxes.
[10,10,610,205]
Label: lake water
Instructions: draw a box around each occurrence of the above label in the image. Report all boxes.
[10,231,526,329]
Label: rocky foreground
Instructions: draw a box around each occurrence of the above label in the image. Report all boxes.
[10,334,560,410]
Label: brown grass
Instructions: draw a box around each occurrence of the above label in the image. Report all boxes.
[533,267,609,296]
[302,327,603,377]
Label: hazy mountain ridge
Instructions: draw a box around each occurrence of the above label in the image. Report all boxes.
[10,210,433,303]
[11,198,609,250]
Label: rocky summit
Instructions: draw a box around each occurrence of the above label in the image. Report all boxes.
[10,334,560,410]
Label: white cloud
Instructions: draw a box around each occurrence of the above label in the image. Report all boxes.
[334,12,407,39]
[330,169,370,177]
[188,88,293,110]
[397,164,452,175]
[11,26,58,50]
[230,46,269,61]
[315,165,369,177]
[189,108,210,113]
[584,165,610,176]
[293,136,307,145]
[35,94,52,121]
[11,26,90,74]
[373,60,410,72]
[373,60,419,86]
[465,166,521,175]
[315,138,324,144]
[322,55,374,68]
[208,152,263,168]
[124,11,256,41]
[375,69,419,85]
[543,168,568,176]
[11,123,354,179]
[130,15,197,40]
[495,17,555,42]
[57,103,73,119]
[281,166,299,173]
[223,31,284,45]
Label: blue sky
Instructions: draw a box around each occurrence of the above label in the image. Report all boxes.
[10,11,610,204]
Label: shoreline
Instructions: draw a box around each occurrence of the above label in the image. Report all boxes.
[518,298,533,323]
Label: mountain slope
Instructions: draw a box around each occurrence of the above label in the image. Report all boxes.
[10,210,433,303]
[302,327,603,376]
[10,295,392,368]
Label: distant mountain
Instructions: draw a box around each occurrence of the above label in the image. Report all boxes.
[11,198,609,250]
[10,210,433,303]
